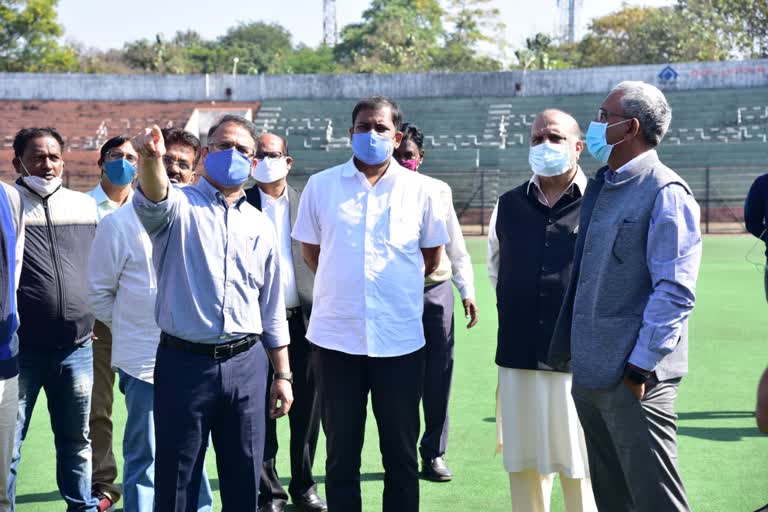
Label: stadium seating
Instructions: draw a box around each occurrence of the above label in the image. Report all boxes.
[254,87,767,229]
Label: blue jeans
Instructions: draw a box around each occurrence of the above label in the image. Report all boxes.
[118,369,213,512]
[9,342,99,512]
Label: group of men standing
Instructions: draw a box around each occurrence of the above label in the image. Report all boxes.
[0,79,703,512]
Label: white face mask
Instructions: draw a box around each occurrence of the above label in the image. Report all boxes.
[252,157,289,184]
[528,142,573,177]
[20,161,62,197]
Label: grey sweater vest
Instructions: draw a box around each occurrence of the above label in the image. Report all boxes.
[549,152,692,389]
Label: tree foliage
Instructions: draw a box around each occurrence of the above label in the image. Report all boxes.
[0,0,77,72]
[1,0,764,76]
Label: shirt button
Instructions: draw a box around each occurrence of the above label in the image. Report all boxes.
[547,218,554,225]
[544,242,551,248]
[541,265,550,272]
[538,320,545,326]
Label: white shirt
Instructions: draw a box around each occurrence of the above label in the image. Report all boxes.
[488,167,588,288]
[292,158,450,357]
[613,149,656,175]
[87,183,134,222]
[86,203,158,383]
[258,187,301,309]
[420,174,475,300]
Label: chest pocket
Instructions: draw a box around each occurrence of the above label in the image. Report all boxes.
[611,219,645,264]
[388,211,420,251]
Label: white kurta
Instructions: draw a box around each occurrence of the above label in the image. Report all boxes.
[496,367,591,479]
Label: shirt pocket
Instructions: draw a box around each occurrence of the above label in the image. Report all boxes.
[611,218,644,264]
[387,210,421,251]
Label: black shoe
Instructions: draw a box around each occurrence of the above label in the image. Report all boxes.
[258,499,287,512]
[421,456,453,482]
[293,491,328,512]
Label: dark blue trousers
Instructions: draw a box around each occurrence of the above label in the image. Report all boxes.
[153,339,269,512]
[420,280,455,461]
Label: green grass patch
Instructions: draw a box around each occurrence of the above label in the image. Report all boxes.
[14,236,768,511]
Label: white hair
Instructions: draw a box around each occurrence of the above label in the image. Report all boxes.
[610,81,671,147]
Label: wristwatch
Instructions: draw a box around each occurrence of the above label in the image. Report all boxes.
[273,372,294,384]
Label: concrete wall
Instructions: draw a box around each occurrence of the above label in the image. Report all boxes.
[1,59,767,101]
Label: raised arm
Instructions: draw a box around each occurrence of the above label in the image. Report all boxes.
[134,125,168,203]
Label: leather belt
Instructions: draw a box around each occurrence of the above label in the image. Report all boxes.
[160,332,260,360]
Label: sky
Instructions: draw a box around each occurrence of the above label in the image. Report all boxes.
[58,0,675,52]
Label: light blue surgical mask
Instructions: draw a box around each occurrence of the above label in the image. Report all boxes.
[528,142,572,177]
[103,159,137,186]
[586,120,631,163]
[204,148,251,187]
[351,131,394,165]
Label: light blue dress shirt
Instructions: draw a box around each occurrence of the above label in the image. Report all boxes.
[132,178,289,348]
[608,151,703,371]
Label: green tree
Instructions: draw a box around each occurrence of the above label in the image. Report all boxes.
[572,5,729,67]
[334,0,445,73]
[283,44,339,74]
[0,0,78,72]
[680,0,768,58]
[214,22,294,74]
[435,0,505,71]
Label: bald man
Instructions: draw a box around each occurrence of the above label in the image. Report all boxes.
[245,134,326,512]
[488,109,596,511]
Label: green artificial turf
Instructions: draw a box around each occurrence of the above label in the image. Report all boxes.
[14,236,768,511]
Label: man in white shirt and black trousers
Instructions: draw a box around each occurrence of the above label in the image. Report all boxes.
[292,96,449,512]
[244,133,326,512]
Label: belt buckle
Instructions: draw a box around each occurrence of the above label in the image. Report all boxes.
[213,343,233,359]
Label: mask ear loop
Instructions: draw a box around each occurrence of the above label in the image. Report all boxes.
[606,118,633,149]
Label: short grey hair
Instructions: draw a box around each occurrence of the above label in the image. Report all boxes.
[207,114,259,145]
[611,81,671,147]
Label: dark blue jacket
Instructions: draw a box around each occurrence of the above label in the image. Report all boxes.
[745,173,768,257]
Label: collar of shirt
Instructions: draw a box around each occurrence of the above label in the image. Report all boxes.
[342,157,402,187]
[89,183,134,207]
[197,176,247,209]
[258,185,289,207]
[613,149,657,175]
[527,165,587,207]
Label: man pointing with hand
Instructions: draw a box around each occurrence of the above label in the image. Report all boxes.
[132,116,293,511]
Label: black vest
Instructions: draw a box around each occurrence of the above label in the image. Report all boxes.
[495,181,582,370]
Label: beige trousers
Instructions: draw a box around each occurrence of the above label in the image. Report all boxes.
[508,468,597,512]
[90,320,120,502]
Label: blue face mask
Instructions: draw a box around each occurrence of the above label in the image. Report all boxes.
[586,120,630,163]
[351,131,394,166]
[204,148,252,187]
[528,142,572,177]
[103,159,137,186]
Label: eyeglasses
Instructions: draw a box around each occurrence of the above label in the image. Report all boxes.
[208,141,255,159]
[162,155,193,171]
[254,151,284,160]
[105,151,138,164]
[596,108,632,123]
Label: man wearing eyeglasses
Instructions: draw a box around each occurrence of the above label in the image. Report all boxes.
[548,81,701,511]
[87,128,214,512]
[132,115,293,510]
[86,136,140,512]
[244,134,325,512]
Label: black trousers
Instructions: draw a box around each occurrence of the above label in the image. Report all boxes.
[315,345,425,512]
[259,313,321,504]
[420,281,455,461]
[154,339,269,512]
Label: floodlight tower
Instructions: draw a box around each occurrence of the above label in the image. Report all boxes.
[557,0,583,43]
[323,0,338,46]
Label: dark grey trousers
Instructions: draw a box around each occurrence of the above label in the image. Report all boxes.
[572,377,690,512]
[420,280,455,461]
